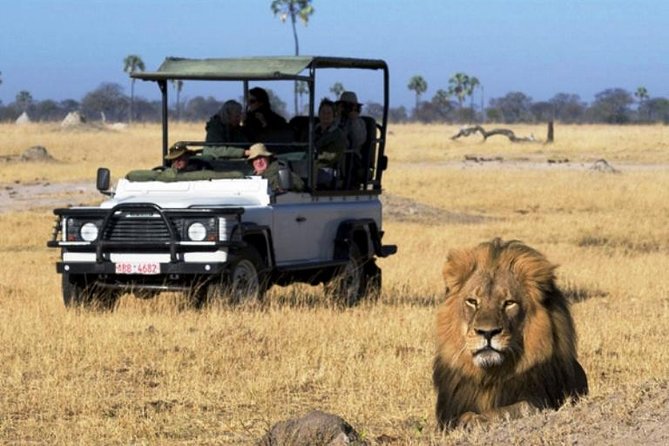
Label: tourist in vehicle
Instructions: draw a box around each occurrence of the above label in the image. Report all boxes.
[243,87,288,142]
[205,100,247,144]
[315,99,347,169]
[247,143,304,193]
[165,142,210,172]
[337,91,367,155]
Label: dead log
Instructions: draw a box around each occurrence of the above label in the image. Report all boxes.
[451,125,538,143]
[450,125,486,140]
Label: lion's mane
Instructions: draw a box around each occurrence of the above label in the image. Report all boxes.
[433,238,588,429]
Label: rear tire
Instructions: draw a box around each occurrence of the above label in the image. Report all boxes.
[326,244,367,306]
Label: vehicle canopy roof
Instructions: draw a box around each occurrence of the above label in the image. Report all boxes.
[132,56,388,82]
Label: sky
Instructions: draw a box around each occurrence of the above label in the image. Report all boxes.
[1,0,668,109]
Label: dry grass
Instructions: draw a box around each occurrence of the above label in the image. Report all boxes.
[1,122,668,444]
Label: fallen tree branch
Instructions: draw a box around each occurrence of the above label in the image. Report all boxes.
[451,125,538,143]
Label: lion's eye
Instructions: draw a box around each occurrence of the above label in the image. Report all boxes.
[503,300,517,309]
[465,298,478,308]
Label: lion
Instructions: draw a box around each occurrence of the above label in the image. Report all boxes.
[433,238,588,429]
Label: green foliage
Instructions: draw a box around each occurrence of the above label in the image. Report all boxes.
[15,90,33,112]
[407,75,428,112]
[271,0,314,25]
[81,82,128,122]
[635,86,649,103]
[330,82,345,99]
[171,80,184,120]
[588,88,634,124]
[123,54,145,123]
[489,91,533,124]
[549,93,586,124]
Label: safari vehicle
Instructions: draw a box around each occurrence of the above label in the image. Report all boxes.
[47,56,396,308]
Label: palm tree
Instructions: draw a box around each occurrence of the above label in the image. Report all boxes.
[16,90,33,112]
[635,86,649,121]
[296,80,308,113]
[468,76,480,110]
[407,75,428,114]
[270,0,314,115]
[330,82,345,100]
[123,54,145,124]
[447,72,470,109]
[171,79,184,120]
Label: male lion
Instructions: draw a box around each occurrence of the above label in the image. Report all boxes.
[433,238,588,429]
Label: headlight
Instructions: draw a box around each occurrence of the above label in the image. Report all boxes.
[187,222,207,241]
[80,222,99,241]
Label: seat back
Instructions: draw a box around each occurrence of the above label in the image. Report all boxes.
[359,116,378,183]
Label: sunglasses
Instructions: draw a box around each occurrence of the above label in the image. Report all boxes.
[248,98,258,104]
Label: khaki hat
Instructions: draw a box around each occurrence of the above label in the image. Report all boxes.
[247,143,274,161]
[165,142,201,160]
[338,91,362,105]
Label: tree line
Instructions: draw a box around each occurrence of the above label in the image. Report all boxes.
[406,72,669,125]
[2,62,668,125]
[2,77,668,126]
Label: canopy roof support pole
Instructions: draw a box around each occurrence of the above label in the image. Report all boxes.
[243,80,249,112]
[307,67,316,191]
[158,80,169,165]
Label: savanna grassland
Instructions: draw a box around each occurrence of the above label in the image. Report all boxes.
[0,122,668,444]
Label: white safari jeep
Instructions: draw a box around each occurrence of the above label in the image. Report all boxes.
[48,56,396,308]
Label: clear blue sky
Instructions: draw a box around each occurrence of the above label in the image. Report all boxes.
[1,0,667,108]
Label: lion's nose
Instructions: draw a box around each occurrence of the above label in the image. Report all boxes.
[475,328,502,342]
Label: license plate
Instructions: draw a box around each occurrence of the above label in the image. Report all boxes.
[115,262,160,275]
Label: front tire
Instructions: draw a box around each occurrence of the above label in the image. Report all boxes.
[62,273,118,310]
[204,247,267,306]
[227,247,267,304]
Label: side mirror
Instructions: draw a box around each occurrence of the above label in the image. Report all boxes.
[378,155,388,171]
[96,167,112,195]
[277,166,293,192]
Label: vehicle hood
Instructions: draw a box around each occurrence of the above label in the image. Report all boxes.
[100,178,271,209]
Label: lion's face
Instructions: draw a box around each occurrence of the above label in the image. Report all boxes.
[437,239,563,376]
[434,239,588,429]
[458,270,525,369]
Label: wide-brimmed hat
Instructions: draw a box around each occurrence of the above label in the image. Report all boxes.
[165,142,202,160]
[338,91,362,105]
[247,143,274,161]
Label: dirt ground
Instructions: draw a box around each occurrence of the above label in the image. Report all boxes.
[443,380,669,445]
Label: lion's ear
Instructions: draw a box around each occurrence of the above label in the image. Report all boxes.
[442,248,477,297]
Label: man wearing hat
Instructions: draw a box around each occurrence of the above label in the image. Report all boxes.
[164,142,209,172]
[337,91,367,157]
[247,143,304,193]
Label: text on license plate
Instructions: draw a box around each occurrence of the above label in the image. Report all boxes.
[115,262,160,275]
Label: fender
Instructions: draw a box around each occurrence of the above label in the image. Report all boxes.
[234,222,275,269]
[334,219,396,260]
